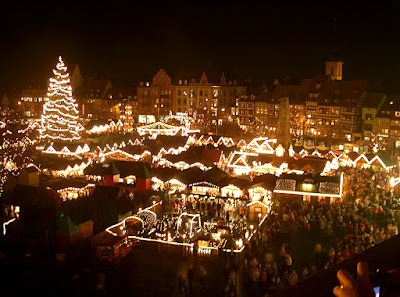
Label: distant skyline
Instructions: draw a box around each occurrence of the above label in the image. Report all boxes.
[1,1,400,91]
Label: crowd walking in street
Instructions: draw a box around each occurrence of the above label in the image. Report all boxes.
[237,167,400,296]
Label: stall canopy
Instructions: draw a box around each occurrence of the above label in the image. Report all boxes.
[274,173,342,198]
[56,215,80,251]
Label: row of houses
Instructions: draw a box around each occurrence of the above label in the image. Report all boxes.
[237,73,400,148]
[15,57,400,150]
[17,65,245,124]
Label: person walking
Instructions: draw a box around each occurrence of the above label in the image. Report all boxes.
[285,253,293,269]
[199,265,207,289]
[187,266,194,289]
[260,267,268,289]
[178,275,187,297]
[301,267,309,280]
[288,269,298,286]
[225,268,237,296]
[275,276,284,290]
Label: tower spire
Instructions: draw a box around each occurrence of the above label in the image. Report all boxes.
[324,17,343,80]
[333,17,337,33]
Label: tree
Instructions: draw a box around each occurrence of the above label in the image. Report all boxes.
[1,94,10,110]
[40,56,83,141]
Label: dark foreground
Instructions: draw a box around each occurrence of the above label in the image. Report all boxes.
[0,242,231,297]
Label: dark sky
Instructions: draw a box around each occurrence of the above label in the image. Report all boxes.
[1,1,400,90]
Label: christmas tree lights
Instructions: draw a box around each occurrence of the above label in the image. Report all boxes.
[40,56,83,141]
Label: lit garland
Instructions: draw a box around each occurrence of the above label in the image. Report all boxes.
[137,121,199,136]
[0,122,35,197]
[227,151,258,169]
[39,56,83,141]
[56,183,95,201]
[216,137,235,147]
[319,181,340,194]
[42,143,90,156]
[390,177,400,188]
[190,181,219,188]
[249,187,272,203]
[275,179,296,191]
[104,200,267,255]
[245,137,276,154]
[237,139,247,147]
[176,212,201,238]
[353,154,393,171]
[136,209,157,230]
[3,218,16,235]
[221,184,243,198]
[99,149,151,161]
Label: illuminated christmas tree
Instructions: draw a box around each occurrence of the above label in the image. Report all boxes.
[40,56,83,141]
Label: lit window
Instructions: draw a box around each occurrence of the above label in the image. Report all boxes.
[302,183,313,192]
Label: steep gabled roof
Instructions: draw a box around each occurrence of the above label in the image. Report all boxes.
[252,173,278,189]
[201,148,223,164]
[85,118,114,130]
[292,157,328,173]
[34,154,89,171]
[222,176,252,190]
[175,166,204,185]
[84,161,120,176]
[41,177,91,191]
[6,184,59,224]
[151,166,180,182]
[171,67,243,85]
[57,216,79,236]
[92,185,121,202]
[75,79,112,100]
[362,92,386,109]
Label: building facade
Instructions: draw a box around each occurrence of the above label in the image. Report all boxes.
[137,69,246,127]
[75,79,113,119]
[361,92,386,142]
[237,95,256,131]
[137,69,173,118]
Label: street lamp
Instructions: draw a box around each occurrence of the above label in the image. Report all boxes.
[313,131,318,147]
[155,104,160,120]
[302,114,311,147]
[215,104,218,135]
[182,234,187,254]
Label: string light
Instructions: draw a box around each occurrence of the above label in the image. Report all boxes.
[275,179,296,191]
[245,137,276,154]
[3,218,16,235]
[137,121,200,136]
[319,181,340,195]
[39,56,83,141]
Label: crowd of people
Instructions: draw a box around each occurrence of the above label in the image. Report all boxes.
[237,167,400,296]
[173,196,247,222]
[172,166,400,296]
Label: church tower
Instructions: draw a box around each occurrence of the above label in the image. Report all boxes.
[277,97,291,150]
[325,17,343,81]
[325,58,343,81]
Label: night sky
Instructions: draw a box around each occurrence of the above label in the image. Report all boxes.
[1,1,400,91]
